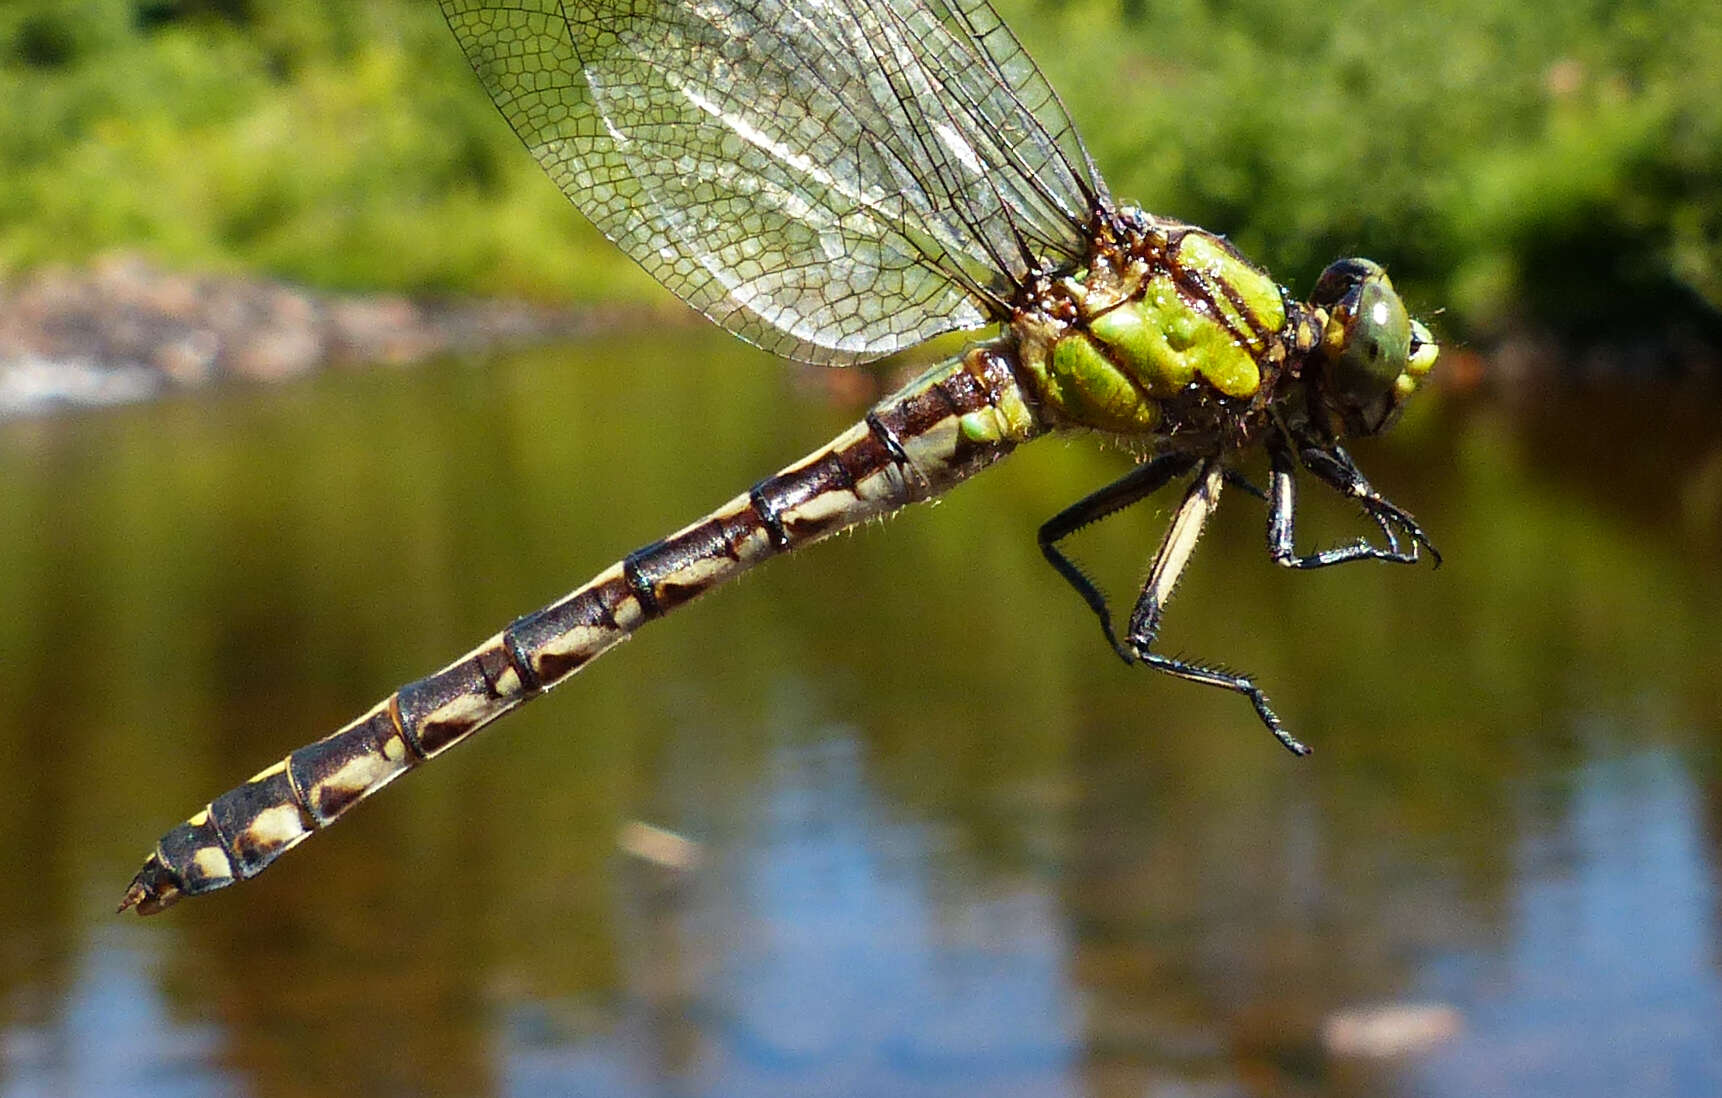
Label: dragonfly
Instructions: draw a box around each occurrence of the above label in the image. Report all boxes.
[122,0,1439,914]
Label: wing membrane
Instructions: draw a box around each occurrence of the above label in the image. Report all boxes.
[441,0,1108,364]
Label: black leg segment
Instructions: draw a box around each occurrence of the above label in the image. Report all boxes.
[1136,653,1310,756]
[1037,452,1198,661]
[1295,439,1441,567]
[1259,429,1440,568]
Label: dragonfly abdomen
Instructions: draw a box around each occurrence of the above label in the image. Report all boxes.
[121,343,1043,914]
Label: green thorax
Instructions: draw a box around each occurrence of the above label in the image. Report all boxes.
[1012,212,1306,438]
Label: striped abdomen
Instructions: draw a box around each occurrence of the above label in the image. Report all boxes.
[120,343,1043,914]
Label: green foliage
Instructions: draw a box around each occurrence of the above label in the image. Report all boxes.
[1021,0,1722,336]
[0,0,657,302]
[1,0,1718,338]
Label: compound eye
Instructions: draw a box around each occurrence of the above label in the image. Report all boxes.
[1311,257,1381,310]
[1331,272,1411,403]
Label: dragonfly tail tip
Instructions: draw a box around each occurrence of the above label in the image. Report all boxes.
[118,859,184,916]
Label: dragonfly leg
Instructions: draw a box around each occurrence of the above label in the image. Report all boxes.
[1038,452,1200,662]
[1223,467,1268,501]
[1265,431,1440,568]
[1335,445,1442,565]
[1124,460,1311,756]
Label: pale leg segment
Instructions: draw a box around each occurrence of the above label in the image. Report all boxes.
[1124,461,1311,756]
[1039,456,1310,756]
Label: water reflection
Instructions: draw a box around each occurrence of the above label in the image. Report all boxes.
[0,329,1718,1096]
[1416,751,1722,1096]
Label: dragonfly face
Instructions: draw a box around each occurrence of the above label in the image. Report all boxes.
[1309,258,1440,437]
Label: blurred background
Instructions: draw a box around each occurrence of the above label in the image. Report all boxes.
[2,1,1720,1095]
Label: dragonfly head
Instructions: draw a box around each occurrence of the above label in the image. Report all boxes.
[1308,258,1437,436]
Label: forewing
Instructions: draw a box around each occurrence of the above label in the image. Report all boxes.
[440,0,1108,364]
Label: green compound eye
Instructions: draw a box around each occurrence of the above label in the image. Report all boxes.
[1318,261,1410,404]
[1339,275,1411,396]
[1311,258,1436,437]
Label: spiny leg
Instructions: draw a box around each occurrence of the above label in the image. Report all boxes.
[1124,460,1311,756]
[1037,452,1199,661]
[1329,445,1440,565]
[1294,437,1441,567]
[1266,430,1422,568]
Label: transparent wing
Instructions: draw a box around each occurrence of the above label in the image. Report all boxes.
[440,0,1109,364]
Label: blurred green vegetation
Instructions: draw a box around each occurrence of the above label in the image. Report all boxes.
[3,0,1720,343]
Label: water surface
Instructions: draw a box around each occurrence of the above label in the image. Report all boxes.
[1,328,1718,1096]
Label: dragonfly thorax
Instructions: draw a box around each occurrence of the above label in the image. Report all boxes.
[1008,215,1438,451]
[1009,213,1302,442]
